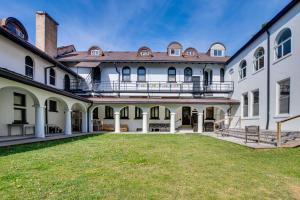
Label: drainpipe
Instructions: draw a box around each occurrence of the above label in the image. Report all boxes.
[266,30,271,130]
[114,62,120,97]
[87,101,93,133]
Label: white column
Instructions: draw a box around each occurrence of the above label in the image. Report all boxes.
[142,112,148,133]
[89,110,94,133]
[224,111,229,129]
[197,112,203,133]
[82,111,88,133]
[170,112,176,133]
[64,109,72,135]
[114,111,120,133]
[35,105,45,138]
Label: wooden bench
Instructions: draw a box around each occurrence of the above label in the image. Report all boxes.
[149,123,170,132]
[102,124,129,132]
[245,126,260,143]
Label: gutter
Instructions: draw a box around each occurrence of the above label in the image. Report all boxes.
[266,30,271,130]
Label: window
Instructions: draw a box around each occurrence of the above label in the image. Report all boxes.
[25,56,34,79]
[135,107,142,119]
[243,93,249,117]
[239,60,247,79]
[150,106,159,119]
[64,74,70,91]
[122,67,131,82]
[254,47,264,71]
[13,93,26,124]
[278,79,290,114]
[165,108,170,120]
[49,100,58,112]
[49,68,56,85]
[206,107,214,120]
[170,49,181,56]
[120,106,129,119]
[184,67,192,82]
[93,107,99,119]
[14,92,26,106]
[213,49,223,57]
[275,28,291,60]
[91,49,100,56]
[252,90,259,116]
[168,67,176,82]
[137,67,146,82]
[105,106,114,119]
[220,68,225,83]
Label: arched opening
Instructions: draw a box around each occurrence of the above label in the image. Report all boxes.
[168,67,176,82]
[137,67,146,82]
[64,74,70,91]
[220,68,225,83]
[44,97,68,135]
[25,56,34,79]
[71,103,86,133]
[122,66,131,82]
[204,69,213,85]
[203,106,226,132]
[275,28,291,59]
[0,86,40,137]
[239,60,247,79]
[184,67,192,82]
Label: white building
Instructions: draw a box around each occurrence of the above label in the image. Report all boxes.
[0,0,299,140]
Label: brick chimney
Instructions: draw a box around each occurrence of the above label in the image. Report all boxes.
[35,11,58,57]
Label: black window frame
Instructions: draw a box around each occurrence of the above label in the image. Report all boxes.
[135,107,142,119]
[122,66,131,82]
[150,106,159,120]
[120,106,129,119]
[165,108,170,120]
[14,92,26,106]
[49,68,56,86]
[25,56,34,79]
[48,100,58,112]
[105,106,114,119]
[13,107,27,124]
[93,107,99,119]
[220,68,225,83]
[168,67,176,82]
[184,67,192,82]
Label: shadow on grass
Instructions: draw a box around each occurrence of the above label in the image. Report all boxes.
[0,133,105,157]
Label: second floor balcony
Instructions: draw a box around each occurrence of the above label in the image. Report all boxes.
[70,80,234,94]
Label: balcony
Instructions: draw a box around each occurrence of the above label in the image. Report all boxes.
[70,80,234,94]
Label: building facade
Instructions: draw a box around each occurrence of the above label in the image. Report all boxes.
[0,0,299,139]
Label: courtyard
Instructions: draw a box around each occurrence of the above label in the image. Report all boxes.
[0,134,299,199]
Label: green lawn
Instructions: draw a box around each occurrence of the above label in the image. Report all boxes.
[0,134,299,200]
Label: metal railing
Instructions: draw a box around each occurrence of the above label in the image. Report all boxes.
[276,114,300,147]
[70,80,234,94]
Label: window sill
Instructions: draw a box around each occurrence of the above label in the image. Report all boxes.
[273,53,292,65]
[238,77,247,83]
[252,67,265,75]
[274,114,290,119]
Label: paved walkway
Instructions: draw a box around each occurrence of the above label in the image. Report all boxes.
[0,133,94,147]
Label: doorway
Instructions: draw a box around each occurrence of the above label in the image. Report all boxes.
[182,107,191,125]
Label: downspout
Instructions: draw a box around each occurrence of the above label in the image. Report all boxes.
[266,30,271,130]
[87,101,93,133]
[114,62,120,97]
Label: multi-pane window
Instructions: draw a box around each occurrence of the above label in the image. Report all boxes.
[91,50,100,56]
[122,67,131,82]
[64,74,70,91]
[137,67,146,82]
[165,108,170,120]
[278,79,290,114]
[170,49,181,56]
[25,56,34,79]
[243,93,249,117]
[49,100,57,112]
[105,106,114,119]
[168,67,176,82]
[120,106,129,119]
[49,68,56,85]
[135,107,142,119]
[275,28,291,60]
[239,60,247,79]
[13,93,26,124]
[254,47,264,71]
[252,90,259,116]
[213,49,223,57]
[184,67,192,82]
[150,106,159,119]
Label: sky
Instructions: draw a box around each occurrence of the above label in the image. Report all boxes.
[0,0,291,55]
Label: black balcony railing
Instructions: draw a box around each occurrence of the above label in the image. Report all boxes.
[70,80,234,94]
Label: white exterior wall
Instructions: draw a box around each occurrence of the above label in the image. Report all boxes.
[0,35,75,90]
[226,2,300,131]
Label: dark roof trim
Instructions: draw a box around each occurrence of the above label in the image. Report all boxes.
[0,26,79,78]
[0,68,90,103]
[226,0,299,64]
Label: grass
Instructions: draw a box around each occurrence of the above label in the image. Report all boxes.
[0,134,299,200]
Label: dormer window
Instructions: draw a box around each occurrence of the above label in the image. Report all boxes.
[213,49,223,57]
[1,17,28,41]
[170,49,181,56]
[91,49,100,56]
[137,46,152,57]
[140,51,150,56]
